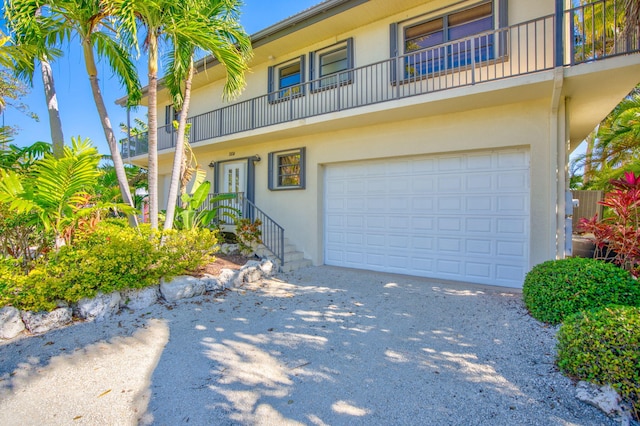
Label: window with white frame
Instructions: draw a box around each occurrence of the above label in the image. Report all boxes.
[311,39,353,88]
[268,148,305,190]
[269,56,305,100]
[401,1,495,77]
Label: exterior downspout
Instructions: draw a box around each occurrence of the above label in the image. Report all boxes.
[550,68,567,259]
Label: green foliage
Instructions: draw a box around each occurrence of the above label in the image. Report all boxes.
[0,257,24,308]
[157,227,220,278]
[522,257,640,324]
[0,219,220,312]
[557,306,640,419]
[0,138,135,249]
[235,218,262,256]
[174,181,238,230]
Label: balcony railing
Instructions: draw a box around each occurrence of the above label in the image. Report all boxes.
[121,1,640,159]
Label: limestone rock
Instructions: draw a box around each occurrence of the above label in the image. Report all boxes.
[160,276,205,302]
[0,306,25,340]
[74,291,122,321]
[259,259,276,277]
[217,269,238,289]
[199,274,221,292]
[21,307,72,334]
[121,286,160,310]
[576,381,633,425]
[240,260,263,284]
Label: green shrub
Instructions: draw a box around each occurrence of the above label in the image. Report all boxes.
[0,257,25,308]
[157,228,219,278]
[523,257,640,324]
[4,220,219,312]
[557,306,640,419]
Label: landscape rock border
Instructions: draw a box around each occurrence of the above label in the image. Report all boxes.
[0,259,275,340]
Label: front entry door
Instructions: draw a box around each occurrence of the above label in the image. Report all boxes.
[222,161,247,195]
[222,162,247,219]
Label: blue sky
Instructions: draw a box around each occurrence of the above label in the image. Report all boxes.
[2,1,319,154]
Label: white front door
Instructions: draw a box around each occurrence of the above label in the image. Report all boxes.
[222,162,247,195]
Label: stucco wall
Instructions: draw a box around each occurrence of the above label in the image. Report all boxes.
[166,97,553,273]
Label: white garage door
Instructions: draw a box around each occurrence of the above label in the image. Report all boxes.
[324,148,530,287]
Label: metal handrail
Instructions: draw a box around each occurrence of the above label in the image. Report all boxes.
[207,192,285,265]
[120,3,639,158]
[238,194,285,265]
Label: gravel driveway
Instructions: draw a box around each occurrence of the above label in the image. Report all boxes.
[0,266,615,425]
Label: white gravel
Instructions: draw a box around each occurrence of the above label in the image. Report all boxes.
[0,266,617,425]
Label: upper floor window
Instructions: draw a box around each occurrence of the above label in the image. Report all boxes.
[269,56,305,100]
[311,39,354,89]
[402,1,494,77]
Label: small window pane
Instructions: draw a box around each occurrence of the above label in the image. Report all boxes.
[449,2,492,27]
[320,48,348,76]
[279,62,301,89]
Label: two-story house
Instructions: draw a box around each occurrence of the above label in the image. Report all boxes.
[120,0,640,288]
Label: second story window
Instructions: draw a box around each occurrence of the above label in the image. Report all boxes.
[269,56,305,100]
[402,1,494,77]
[312,39,354,88]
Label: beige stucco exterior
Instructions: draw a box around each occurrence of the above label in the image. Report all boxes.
[123,0,640,286]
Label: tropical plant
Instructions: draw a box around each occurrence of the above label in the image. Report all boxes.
[572,86,640,189]
[579,171,640,276]
[235,218,263,256]
[6,0,143,225]
[173,180,238,230]
[0,141,50,172]
[0,137,135,249]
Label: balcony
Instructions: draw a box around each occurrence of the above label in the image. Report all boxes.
[121,0,640,159]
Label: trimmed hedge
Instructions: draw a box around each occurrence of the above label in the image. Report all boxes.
[557,306,640,419]
[523,257,640,324]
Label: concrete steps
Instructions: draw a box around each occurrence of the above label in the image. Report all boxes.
[256,238,311,273]
[281,239,312,272]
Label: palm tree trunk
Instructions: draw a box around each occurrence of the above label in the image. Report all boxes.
[163,58,194,230]
[41,58,64,158]
[82,40,138,227]
[147,31,159,230]
[35,8,64,159]
[583,128,596,186]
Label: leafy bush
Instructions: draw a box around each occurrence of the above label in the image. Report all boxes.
[1,219,220,312]
[523,257,640,324]
[235,218,262,256]
[579,171,640,277]
[0,257,24,308]
[557,306,640,419]
[157,228,219,278]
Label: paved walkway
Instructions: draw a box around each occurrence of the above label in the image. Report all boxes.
[0,266,614,425]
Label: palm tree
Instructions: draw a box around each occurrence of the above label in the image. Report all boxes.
[4,4,65,158]
[573,86,640,189]
[116,0,251,231]
[115,0,163,230]
[7,0,143,226]
[162,0,251,230]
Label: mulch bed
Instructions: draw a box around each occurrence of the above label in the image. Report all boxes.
[196,252,253,276]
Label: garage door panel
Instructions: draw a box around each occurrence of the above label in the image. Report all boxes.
[465,197,494,212]
[325,148,530,287]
